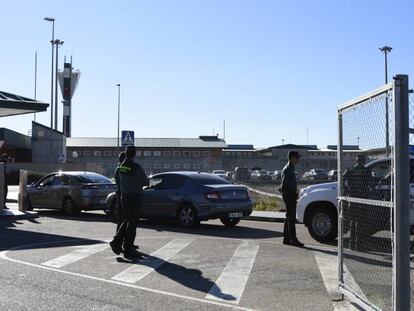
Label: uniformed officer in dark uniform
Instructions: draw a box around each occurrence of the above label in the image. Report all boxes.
[343,154,374,250]
[110,145,149,259]
[114,152,126,233]
[280,151,304,247]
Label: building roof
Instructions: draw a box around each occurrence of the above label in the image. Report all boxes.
[226,144,255,150]
[0,128,31,149]
[67,137,227,149]
[0,91,48,117]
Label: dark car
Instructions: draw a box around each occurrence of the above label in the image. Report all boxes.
[27,171,117,215]
[106,171,253,227]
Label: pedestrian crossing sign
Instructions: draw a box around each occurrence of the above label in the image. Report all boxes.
[121,130,135,147]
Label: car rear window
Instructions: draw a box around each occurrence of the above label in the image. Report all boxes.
[75,174,112,184]
[192,174,231,185]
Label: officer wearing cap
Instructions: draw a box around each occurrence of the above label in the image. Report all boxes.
[110,145,149,259]
[114,152,126,232]
[280,151,304,247]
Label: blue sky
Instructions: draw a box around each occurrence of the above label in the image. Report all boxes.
[1,0,413,148]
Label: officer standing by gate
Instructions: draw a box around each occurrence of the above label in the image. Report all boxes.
[280,151,304,247]
[110,145,149,259]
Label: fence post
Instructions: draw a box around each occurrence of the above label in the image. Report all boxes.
[393,74,410,310]
[18,170,28,212]
[337,112,344,289]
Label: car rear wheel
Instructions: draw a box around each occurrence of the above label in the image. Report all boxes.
[177,204,199,227]
[220,217,241,227]
[63,197,80,216]
[307,205,337,243]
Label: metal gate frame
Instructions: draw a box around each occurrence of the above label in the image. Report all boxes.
[337,75,410,311]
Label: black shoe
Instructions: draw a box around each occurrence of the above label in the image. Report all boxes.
[133,244,139,250]
[124,248,143,260]
[3,206,8,210]
[283,239,291,245]
[291,239,304,248]
[110,240,123,255]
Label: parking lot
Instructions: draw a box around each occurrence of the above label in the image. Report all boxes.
[0,206,359,311]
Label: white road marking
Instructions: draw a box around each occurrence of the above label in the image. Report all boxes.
[206,241,259,304]
[111,238,194,283]
[313,248,361,311]
[42,243,109,268]
[0,239,255,311]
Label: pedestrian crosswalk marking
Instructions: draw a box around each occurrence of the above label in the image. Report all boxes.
[111,238,194,284]
[41,243,108,268]
[205,241,259,304]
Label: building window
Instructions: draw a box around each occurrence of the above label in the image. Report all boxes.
[193,163,200,170]
[163,151,171,157]
[183,151,191,157]
[136,150,142,157]
[173,163,181,169]
[93,150,102,157]
[163,163,171,169]
[202,151,210,157]
[154,163,161,169]
[192,151,200,157]
[103,150,112,157]
[143,151,151,157]
[183,163,191,170]
[153,151,161,157]
[173,151,181,157]
[83,150,92,157]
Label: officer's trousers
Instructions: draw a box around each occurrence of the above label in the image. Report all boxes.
[283,193,297,241]
[114,193,141,250]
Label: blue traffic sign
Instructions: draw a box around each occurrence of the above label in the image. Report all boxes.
[121,130,135,147]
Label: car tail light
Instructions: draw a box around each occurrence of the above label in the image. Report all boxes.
[204,191,221,200]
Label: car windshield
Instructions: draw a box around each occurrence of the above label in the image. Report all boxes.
[213,170,225,174]
[192,174,231,185]
[75,173,112,184]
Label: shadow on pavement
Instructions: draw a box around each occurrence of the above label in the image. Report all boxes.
[116,254,236,301]
[138,218,283,240]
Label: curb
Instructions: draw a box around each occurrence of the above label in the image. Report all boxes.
[245,215,285,223]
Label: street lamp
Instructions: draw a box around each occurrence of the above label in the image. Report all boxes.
[116,84,121,151]
[53,39,64,130]
[44,17,55,130]
[357,136,360,148]
[379,46,392,155]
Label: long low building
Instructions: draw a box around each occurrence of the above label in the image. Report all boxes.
[66,135,227,177]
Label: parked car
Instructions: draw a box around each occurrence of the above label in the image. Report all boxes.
[251,170,272,182]
[327,170,338,180]
[296,157,414,243]
[272,170,281,182]
[212,170,227,179]
[302,169,328,183]
[106,171,253,227]
[26,171,117,216]
[234,167,251,181]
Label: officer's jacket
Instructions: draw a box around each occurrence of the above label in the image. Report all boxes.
[343,165,374,198]
[119,159,149,195]
[281,162,297,195]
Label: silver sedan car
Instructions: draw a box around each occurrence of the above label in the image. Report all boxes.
[27,171,117,215]
[106,171,253,227]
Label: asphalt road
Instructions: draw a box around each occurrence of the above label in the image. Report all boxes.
[0,210,357,311]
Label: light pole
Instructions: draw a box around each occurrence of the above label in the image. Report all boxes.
[282,139,285,145]
[44,17,55,130]
[379,46,392,155]
[116,84,121,151]
[357,136,360,148]
[53,39,64,130]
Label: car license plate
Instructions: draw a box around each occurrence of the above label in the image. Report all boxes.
[228,212,243,218]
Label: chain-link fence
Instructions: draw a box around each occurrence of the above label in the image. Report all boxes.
[338,75,411,311]
[409,90,414,311]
